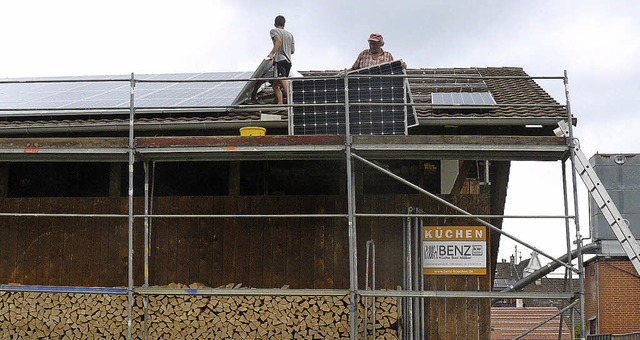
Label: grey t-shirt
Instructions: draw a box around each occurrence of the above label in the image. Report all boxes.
[270,28,294,63]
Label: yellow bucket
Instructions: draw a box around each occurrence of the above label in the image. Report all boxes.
[240,127,266,136]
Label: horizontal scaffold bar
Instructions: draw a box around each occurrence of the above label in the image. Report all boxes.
[359,289,574,300]
[134,288,350,296]
[0,284,127,295]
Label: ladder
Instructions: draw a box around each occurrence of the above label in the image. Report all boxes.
[555,121,640,275]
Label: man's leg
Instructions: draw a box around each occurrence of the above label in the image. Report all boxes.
[273,79,284,104]
[281,79,288,104]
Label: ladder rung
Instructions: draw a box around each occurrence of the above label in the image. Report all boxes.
[592,192,606,209]
[601,208,617,225]
[582,173,597,191]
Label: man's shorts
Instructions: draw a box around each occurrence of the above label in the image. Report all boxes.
[274,60,292,77]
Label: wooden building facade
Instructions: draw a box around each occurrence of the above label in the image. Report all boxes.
[0,66,571,339]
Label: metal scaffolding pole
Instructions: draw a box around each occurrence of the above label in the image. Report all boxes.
[364,240,376,340]
[344,74,359,340]
[404,210,414,340]
[415,210,425,339]
[127,73,136,340]
[562,160,576,339]
[143,160,150,340]
[564,70,587,339]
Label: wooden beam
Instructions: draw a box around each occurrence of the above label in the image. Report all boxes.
[451,160,475,194]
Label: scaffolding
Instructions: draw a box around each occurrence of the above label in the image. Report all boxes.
[0,70,590,339]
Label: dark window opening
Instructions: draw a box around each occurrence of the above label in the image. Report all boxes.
[240,160,344,195]
[5,159,443,198]
[130,162,229,197]
[360,160,440,194]
[588,317,597,335]
[8,162,110,197]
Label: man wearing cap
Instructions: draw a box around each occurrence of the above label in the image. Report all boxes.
[348,33,396,71]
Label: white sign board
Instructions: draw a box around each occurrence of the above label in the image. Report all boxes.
[423,226,487,275]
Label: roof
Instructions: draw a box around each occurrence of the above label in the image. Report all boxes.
[494,258,529,280]
[0,66,567,137]
[491,307,572,340]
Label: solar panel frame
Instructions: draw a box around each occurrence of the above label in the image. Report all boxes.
[290,60,411,136]
[431,91,497,107]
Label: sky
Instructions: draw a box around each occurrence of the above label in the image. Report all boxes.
[1,0,639,269]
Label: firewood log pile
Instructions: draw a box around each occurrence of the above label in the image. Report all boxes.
[0,283,398,339]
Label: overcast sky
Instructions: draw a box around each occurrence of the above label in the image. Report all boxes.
[1,1,639,266]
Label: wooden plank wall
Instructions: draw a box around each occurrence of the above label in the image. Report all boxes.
[420,194,492,340]
[0,193,490,292]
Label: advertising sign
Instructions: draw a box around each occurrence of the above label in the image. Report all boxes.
[423,226,487,275]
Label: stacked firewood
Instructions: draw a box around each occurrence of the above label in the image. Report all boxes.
[0,283,398,339]
[0,290,138,338]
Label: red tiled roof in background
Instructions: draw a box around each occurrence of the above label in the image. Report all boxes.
[491,307,573,340]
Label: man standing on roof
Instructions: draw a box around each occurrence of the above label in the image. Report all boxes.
[348,33,404,71]
[267,15,295,105]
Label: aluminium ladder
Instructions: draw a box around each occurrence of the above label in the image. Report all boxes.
[555,120,640,275]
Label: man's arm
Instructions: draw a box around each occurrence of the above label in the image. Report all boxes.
[268,35,282,59]
[348,51,364,71]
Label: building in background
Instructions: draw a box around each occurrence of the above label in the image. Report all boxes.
[584,154,640,336]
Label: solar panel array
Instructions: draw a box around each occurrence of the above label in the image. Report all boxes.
[290,60,413,135]
[0,72,253,116]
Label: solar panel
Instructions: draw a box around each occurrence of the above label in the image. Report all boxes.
[431,91,496,106]
[135,72,252,108]
[290,60,412,135]
[0,72,253,116]
[233,58,275,105]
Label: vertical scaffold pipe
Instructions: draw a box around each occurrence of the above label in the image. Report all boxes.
[364,241,371,340]
[564,70,586,339]
[143,160,150,339]
[413,213,423,339]
[127,73,136,340]
[561,161,576,339]
[406,208,414,340]
[402,213,409,340]
[344,74,359,340]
